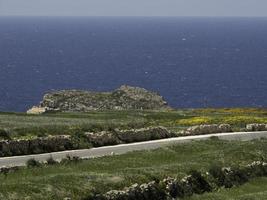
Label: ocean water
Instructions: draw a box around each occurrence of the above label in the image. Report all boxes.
[0,17,267,112]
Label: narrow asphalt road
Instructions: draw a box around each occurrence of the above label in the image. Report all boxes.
[1,131,267,167]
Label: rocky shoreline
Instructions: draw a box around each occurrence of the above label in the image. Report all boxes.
[27,85,171,114]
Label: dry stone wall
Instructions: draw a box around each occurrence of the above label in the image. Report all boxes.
[180,124,232,135]
[85,126,175,146]
[88,161,267,200]
[0,135,73,157]
[0,127,174,157]
[246,124,267,131]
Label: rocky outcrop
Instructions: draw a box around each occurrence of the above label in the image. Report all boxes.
[27,85,170,113]
[26,106,59,114]
[180,124,232,135]
[26,106,49,114]
[246,124,267,131]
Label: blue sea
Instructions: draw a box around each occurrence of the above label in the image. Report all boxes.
[0,17,267,112]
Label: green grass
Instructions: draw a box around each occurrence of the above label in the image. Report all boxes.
[186,177,267,200]
[1,108,267,139]
[0,139,266,200]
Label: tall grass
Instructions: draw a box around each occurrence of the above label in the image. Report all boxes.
[1,108,267,139]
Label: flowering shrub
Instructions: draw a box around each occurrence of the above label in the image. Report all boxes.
[221,116,267,125]
[177,117,214,126]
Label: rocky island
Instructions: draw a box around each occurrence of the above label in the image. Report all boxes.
[27,85,170,114]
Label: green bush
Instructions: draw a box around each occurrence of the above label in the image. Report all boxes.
[46,156,58,165]
[244,161,267,177]
[82,193,106,200]
[26,158,41,168]
[208,164,228,187]
[60,155,81,165]
[168,181,185,198]
[209,164,249,188]
[229,167,249,186]
[70,132,91,149]
[188,170,212,194]
[0,129,11,140]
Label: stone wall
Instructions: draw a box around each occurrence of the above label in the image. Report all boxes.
[85,131,122,147]
[180,124,232,136]
[87,161,267,200]
[246,124,267,131]
[116,126,174,143]
[85,126,175,147]
[0,135,73,157]
[0,127,174,157]
[2,124,264,158]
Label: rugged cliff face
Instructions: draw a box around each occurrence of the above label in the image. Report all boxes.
[27,85,170,113]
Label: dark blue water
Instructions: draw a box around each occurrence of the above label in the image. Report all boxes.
[1,17,267,112]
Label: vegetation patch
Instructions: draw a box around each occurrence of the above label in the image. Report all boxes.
[221,116,267,126]
[1,108,267,139]
[177,117,214,126]
[0,139,266,200]
[86,161,267,200]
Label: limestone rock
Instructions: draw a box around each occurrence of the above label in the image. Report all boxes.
[27,85,171,113]
[26,106,48,114]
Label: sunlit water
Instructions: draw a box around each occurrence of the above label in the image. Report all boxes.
[0,17,267,111]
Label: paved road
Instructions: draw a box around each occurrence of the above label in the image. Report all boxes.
[1,131,267,167]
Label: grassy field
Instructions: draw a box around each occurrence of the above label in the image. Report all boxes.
[1,108,267,139]
[0,139,266,200]
[186,177,267,200]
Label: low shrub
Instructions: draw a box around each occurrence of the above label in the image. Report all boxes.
[188,170,212,194]
[177,117,214,126]
[70,132,91,149]
[245,161,267,177]
[0,129,11,140]
[209,165,249,188]
[165,180,185,198]
[46,156,58,165]
[221,116,267,126]
[26,158,41,168]
[83,193,106,200]
[60,155,81,165]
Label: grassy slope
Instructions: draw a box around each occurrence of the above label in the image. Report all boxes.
[0,139,266,200]
[186,177,267,200]
[1,108,267,139]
